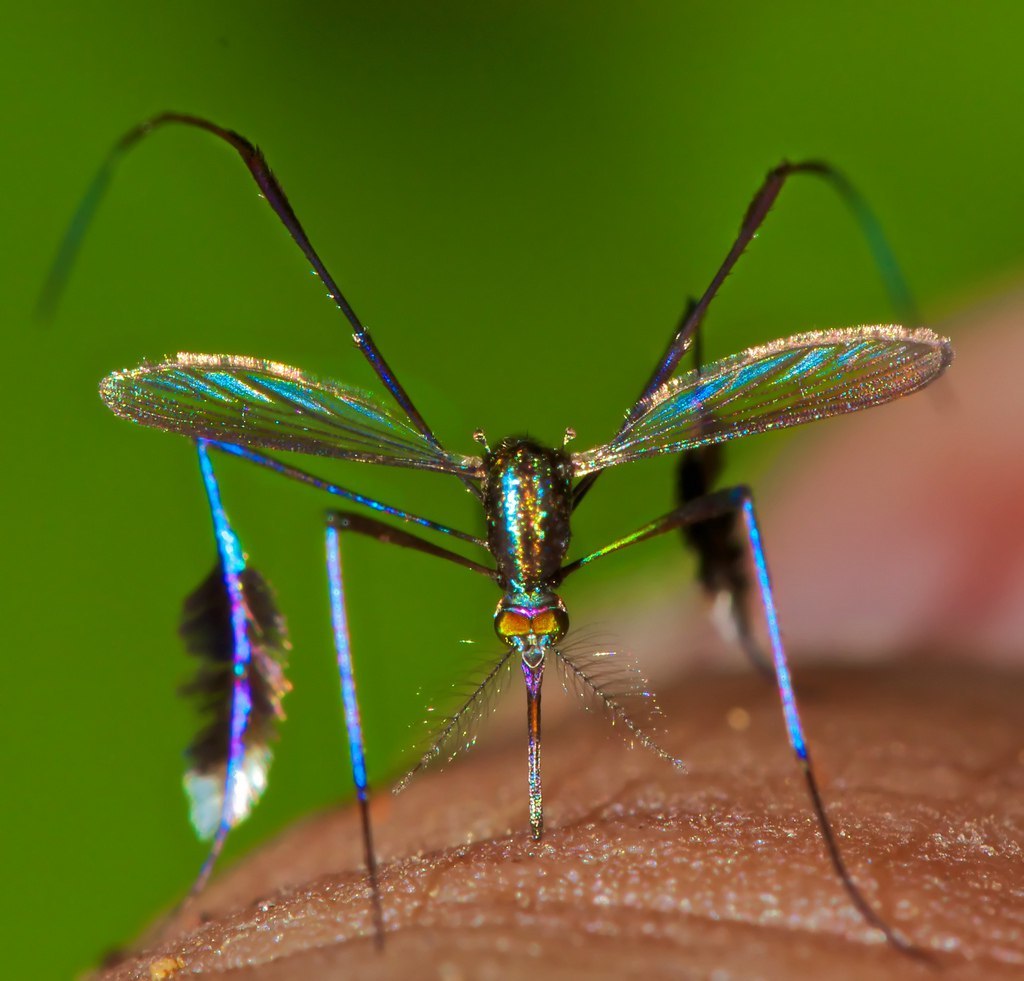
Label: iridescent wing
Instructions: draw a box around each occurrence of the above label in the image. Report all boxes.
[573,326,952,476]
[100,353,483,476]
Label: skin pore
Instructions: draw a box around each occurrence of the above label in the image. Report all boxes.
[98,299,1024,980]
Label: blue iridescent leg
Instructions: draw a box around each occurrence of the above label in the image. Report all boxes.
[740,498,924,956]
[189,440,257,896]
[325,522,385,947]
[560,487,753,579]
[208,441,486,549]
[320,507,496,944]
[562,486,920,955]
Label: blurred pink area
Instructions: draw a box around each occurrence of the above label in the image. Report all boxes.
[762,290,1024,666]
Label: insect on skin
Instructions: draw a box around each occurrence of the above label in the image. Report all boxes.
[44,114,951,955]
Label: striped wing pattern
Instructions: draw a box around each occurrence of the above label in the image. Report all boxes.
[100,353,482,475]
[573,326,952,476]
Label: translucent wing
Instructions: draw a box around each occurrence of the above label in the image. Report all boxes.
[100,353,483,476]
[573,326,952,476]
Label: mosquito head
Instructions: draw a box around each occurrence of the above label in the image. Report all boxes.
[494,594,569,664]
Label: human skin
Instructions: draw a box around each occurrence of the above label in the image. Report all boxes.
[100,663,1022,981]
[98,297,1024,980]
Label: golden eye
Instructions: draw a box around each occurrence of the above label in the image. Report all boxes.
[530,609,557,635]
[531,607,568,640]
[495,611,531,638]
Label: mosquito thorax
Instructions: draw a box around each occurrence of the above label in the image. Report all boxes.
[482,437,574,589]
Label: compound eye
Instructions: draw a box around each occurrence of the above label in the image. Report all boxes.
[531,606,569,640]
[495,610,531,639]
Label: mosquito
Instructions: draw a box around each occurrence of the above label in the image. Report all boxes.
[43,114,951,953]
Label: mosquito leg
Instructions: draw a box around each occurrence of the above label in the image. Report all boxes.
[143,442,287,942]
[325,523,385,948]
[737,494,924,957]
[560,487,749,579]
[325,510,496,578]
[320,506,497,945]
[39,113,442,455]
[574,162,915,509]
[324,508,537,842]
[208,441,487,549]
[188,440,258,897]
[561,487,922,955]
[677,444,774,678]
[629,161,918,423]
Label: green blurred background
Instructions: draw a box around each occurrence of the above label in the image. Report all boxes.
[6,3,1024,976]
